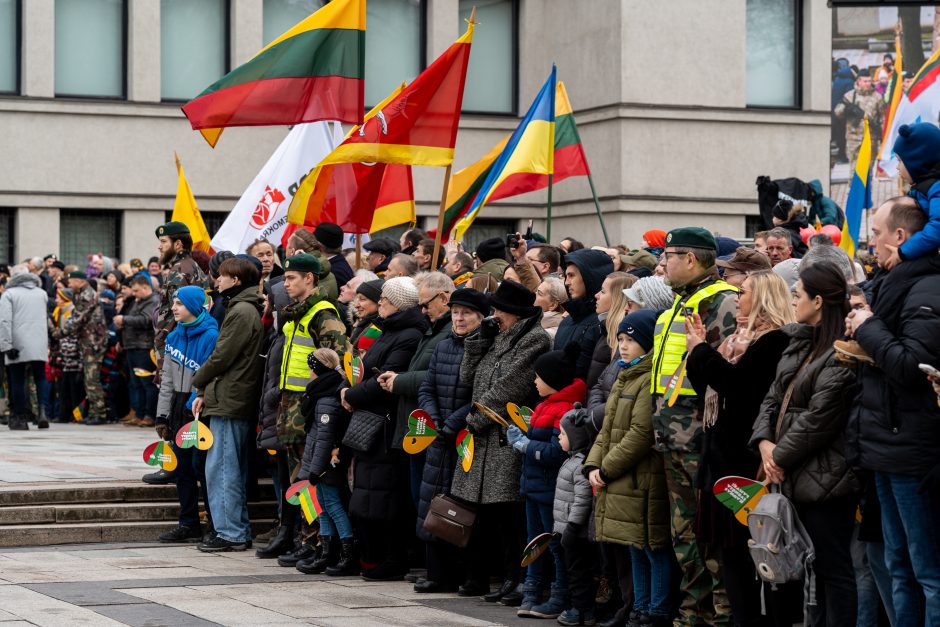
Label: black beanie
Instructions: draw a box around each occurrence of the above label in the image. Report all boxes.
[356,279,384,304]
[476,237,507,263]
[560,404,592,452]
[534,342,580,393]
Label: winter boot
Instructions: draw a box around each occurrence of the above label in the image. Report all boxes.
[297,536,335,574]
[254,525,293,559]
[37,407,49,429]
[8,414,29,430]
[530,590,569,619]
[325,538,358,576]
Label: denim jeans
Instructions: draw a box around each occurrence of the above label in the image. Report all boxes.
[316,483,353,539]
[876,471,940,626]
[851,525,880,627]
[865,540,897,626]
[205,416,251,543]
[172,440,210,529]
[630,545,673,618]
[523,498,566,599]
[7,361,44,416]
[126,349,157,418]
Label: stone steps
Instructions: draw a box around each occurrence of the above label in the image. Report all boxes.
[0,481,278,547]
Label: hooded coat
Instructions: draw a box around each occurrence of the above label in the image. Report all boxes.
[300,369,350,488]
[0,273,49,364]
[750,324,861,504]
[584,355,670,549]
[156,311,219,432]
[555,249,613,380]
[191,287,265,419]
[451,314,551,505]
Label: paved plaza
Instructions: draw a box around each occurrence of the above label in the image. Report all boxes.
[0,425,529,626]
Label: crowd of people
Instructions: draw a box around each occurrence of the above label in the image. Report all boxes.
[2,124,940,626]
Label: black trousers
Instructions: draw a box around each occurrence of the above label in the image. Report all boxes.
[173,440,210,530]
[8,361,43,416]
[58,371,84,422]
[721,541,765,627]
[466,501,525,586]
[562,532,597,611]
[426,538,463,585]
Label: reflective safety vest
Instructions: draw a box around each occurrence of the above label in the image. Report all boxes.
[280,300,339,391]
[650,280,738,396]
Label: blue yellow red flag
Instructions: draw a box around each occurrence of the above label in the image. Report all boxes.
[840,118,872,258]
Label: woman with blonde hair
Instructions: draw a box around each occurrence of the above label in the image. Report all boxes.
[683,270,795,626]
[534,276,568,342]
[587,272,637,388]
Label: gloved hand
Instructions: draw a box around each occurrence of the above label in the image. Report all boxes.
[561,524,582,547]
[507,426,529,454]
[437,425,457,444]
[155,423,170,442]
[307,471,322,485]
[918,463,940,495]
[480,317,500,340]
[5,348,19,361]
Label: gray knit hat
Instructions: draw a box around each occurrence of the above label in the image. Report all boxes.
[381,276,419,311]
[622,276,674,311]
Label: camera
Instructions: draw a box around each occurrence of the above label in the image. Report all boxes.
[507,233,520,249]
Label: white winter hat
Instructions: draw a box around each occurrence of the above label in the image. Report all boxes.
[381,276,419,311]
[623,276,674,311]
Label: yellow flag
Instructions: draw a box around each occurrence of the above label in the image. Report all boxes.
[172,153,211,252]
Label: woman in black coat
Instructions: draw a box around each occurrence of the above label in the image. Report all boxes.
[342,277,428,581]
[685,269,794,627]
[412,289,488,593]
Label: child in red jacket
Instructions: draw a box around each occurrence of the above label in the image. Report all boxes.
[507,342,586,619]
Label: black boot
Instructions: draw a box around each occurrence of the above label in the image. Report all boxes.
[8,414,29,431]
[325,538,357,576]
[37,407,49,429]
[297,536,335,574]
[254,525,293,559]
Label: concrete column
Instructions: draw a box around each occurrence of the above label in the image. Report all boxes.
[15,208,59,260]
[127,0,161,102]
[231,0,263,67]
[122,210,165,263]
[802,0,833,114]
[426,0,458,59]
[21,0,55,97]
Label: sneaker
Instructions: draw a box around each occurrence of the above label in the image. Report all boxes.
[159,525,202,543]
[558,608,596,626]
[530,596,568,619]
[137,416,156,428]
[142,469,176,485]
[198,535,249,553]
[833,339,875,365]
[517,594,540,617]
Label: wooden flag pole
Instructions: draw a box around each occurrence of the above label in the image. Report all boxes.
[586,172,611,247]
[546,173,554,243]
[431,164,453,270]
[355,233,362,269]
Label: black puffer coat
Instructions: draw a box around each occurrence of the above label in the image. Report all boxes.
[586,321,613,391]
[345,306,428,520]
[300,369,350,488]
[415,330,474,541]
[555,249,613,380]
[257,333,285,451]
[750,324,860,504]
[586,357,619,439]
[846,254,940,477]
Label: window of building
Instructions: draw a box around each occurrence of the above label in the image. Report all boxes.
[161,0,228,101]
[55,0,125,98]
[0,0,17,94]
[459,218,514,253]
[745,0,800,108]
[365,0,423,107]
[60,210,121,267]
[262,0,320,45]
[460,0,515,114]
[0,208,14,264]
[163,210,228,238]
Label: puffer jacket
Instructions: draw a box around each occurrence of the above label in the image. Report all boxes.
[846,254,940,477]
[586,322,613,390]
[586,357,619,439]
[555,249,613,379]
[300,369,350,488]
[519,379,587,505]
[750,323,861,504]
[415,330,474,541]
[257,333,285,451]
[0,273,49,363]
[156,311,219,432]
[120,291,159,350]
[585,355,670,550]
[391,311,452,448]
[552,451,593,536]
[451,314,551,505]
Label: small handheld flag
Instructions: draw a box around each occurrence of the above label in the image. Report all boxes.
[143,441,178,472]
[506,403,532,432]
[456,429,474,473]
[473,402,509,428]
[403,409,438,454]
[286,480,323,524]
[175,417,214,451]
[713,476,769,526]
[521,532,554,567]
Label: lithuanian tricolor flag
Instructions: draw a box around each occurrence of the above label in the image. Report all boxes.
[446,78,590,241]
[182,0,365,148]
[877,32,903,165]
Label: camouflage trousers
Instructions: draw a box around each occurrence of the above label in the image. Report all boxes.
[276,391,306,447]
[665,450,732,626]
[82,352,106,420]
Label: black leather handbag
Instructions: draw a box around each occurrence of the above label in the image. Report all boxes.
[341,409,387,452]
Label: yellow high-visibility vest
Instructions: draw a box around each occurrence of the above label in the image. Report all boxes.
[280,300,339,391]
[650,281,738,396]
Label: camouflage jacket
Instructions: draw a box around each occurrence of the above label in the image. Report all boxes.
[835,88,885,138]
[63,285,108,355]
[280,291,350,360]
[154,252,210,357]
[652,277,737,454]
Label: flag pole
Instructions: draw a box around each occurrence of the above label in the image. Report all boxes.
[431,164,453,270]
[546,174,554,243]
[586,172,611,246]
[355,233,362,269]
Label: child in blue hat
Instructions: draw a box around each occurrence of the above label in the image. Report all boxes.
[888,122,940,268]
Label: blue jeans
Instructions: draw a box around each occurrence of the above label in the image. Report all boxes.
[316,483,353,539]
[876,471,940,626]
[205,417,251,543]
[630,545,673,618]
[523,498,566,599]
[126,349,157,418]
[865,540,897,626]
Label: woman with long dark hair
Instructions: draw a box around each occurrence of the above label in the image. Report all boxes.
[750,262,861,627]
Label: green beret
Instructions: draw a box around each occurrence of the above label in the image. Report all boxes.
[155,221,190,237]
[68,270,87,280]
[665,227,717,251]
[283,253,321,275]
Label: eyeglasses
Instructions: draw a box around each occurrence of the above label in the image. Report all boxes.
[419,292,444,310]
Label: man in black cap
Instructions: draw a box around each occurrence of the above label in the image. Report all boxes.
[314,222,354,288]
[363,237,399,277]
[650,226,739,625]
[473,237,509,283]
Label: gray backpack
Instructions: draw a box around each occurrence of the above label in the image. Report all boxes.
[747,490,816,606]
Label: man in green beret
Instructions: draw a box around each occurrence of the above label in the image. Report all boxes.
[255,253,350,559]
[64,271,109,424]
[650,226,739,624]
